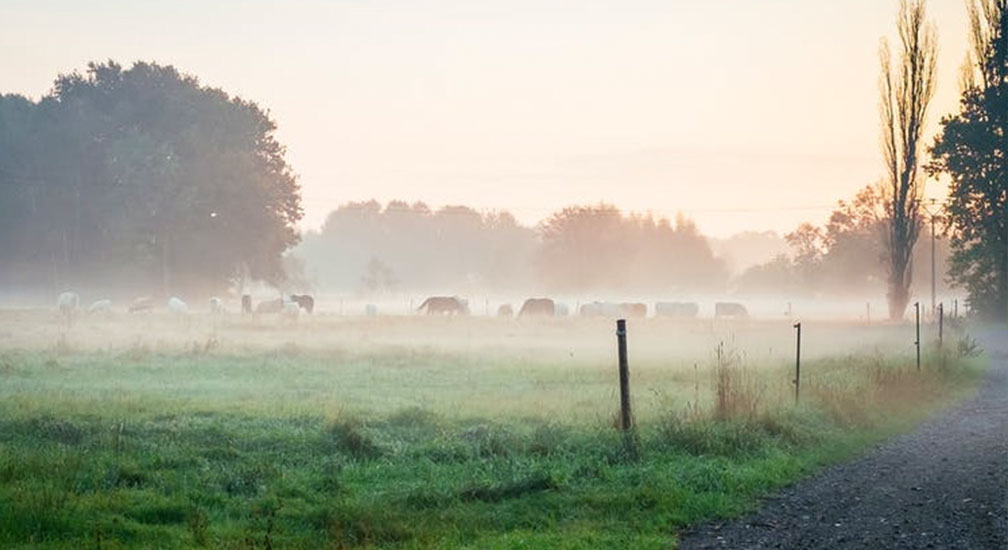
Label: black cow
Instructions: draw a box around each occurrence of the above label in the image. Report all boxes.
[289,294,315,314]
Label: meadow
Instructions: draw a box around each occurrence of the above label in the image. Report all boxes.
[0,310,985,549]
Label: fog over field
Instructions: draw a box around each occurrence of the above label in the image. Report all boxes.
[1,1,1004,547]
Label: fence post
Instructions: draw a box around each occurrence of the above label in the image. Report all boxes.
[615,319,632,432]
[866,302,871,324]
[793,322,801,405]
[915,302,921,371]
[954,298,958,319]
[938,302,944,348]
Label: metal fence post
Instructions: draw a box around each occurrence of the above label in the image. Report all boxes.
[915,302,921,371]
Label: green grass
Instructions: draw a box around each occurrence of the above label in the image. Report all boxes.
[0,329,985,549]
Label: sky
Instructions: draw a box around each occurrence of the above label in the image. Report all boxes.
[0,0,971,237]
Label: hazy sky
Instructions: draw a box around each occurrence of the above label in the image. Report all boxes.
[1,0,970,237]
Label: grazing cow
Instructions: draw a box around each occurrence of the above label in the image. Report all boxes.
[417,296,469,315]
[655,302,699,319]
[241,294,253,314]
[168,297,189,314]
[256,298,283,314]
[87,299,112,314]
[714,302,749,320]
[129,296,154,313]
[518,298,555,317]
[497,304,514,318]
[289,294,315,314]
[57,291,79,327]
[579,302,621,318]
[620,303,647,318]
[57,291,79,314]
[208,297,224,314]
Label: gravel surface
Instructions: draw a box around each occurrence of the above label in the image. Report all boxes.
[678,326,1008,550]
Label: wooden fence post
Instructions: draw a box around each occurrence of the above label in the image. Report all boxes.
[793,322,801,404]
[615,319,632,432]
[938,302,944,348]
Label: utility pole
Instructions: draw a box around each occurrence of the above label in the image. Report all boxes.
[931,212,936,317]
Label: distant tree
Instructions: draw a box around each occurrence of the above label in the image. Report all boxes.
[878,0,938,320]
[734,254,800,295]
[929,0,1007,320]
[819,184,887,292]
[537,205,726,292]
[360,256,398,294]
[538,204,628,291]
[295,200,536,292]
[785,223,825,289]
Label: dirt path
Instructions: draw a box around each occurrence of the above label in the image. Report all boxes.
[678,326,1008,549]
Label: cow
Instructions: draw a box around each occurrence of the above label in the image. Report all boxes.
[579,302,621,318]
[241,294,253,314]
[57,291,79,327]
[417,296,469,315]
[129,297,154,313]
[208,297,224,314]
[289,294,315,314]
[57,291,79,314]
[518,298,555,317]
[168,297,189,314]
[714,302,749,320]
[364,304,378,316]
[87,299,112,314]
[256,298,283,314]
[620,303,647,318]
[655,302,699,319]
[497,304,514,318]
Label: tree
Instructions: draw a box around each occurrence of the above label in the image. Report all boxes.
[929,0,1007,320]
[0,61,303,294]
[878,0,938,320]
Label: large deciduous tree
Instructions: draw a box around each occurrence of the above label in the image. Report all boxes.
[0,61,302,295]
[929,0,1007,320]
[878,0,938,320]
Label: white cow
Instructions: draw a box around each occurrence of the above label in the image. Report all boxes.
[57,291,79,313]
[168,297,189,314]
[57,291,79,329]
[208,297,224,314]
[87,299,112,314]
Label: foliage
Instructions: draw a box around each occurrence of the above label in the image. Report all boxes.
[296,200,535,293]
[537,205,728,293]
[878,0,938,320]
[0,61,302,295]
[929,0,1008,320]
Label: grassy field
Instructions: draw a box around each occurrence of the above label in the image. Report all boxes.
[0,312,985,549]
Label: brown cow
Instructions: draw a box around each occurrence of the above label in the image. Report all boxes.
[417,296,469,315]
[518,298,555,317]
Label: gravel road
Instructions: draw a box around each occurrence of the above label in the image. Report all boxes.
[678,326,1008,549]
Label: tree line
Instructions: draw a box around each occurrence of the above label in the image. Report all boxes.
[0,61,302,298]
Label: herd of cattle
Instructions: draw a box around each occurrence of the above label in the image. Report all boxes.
[54,291,751,322]
[416,296,749,319]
